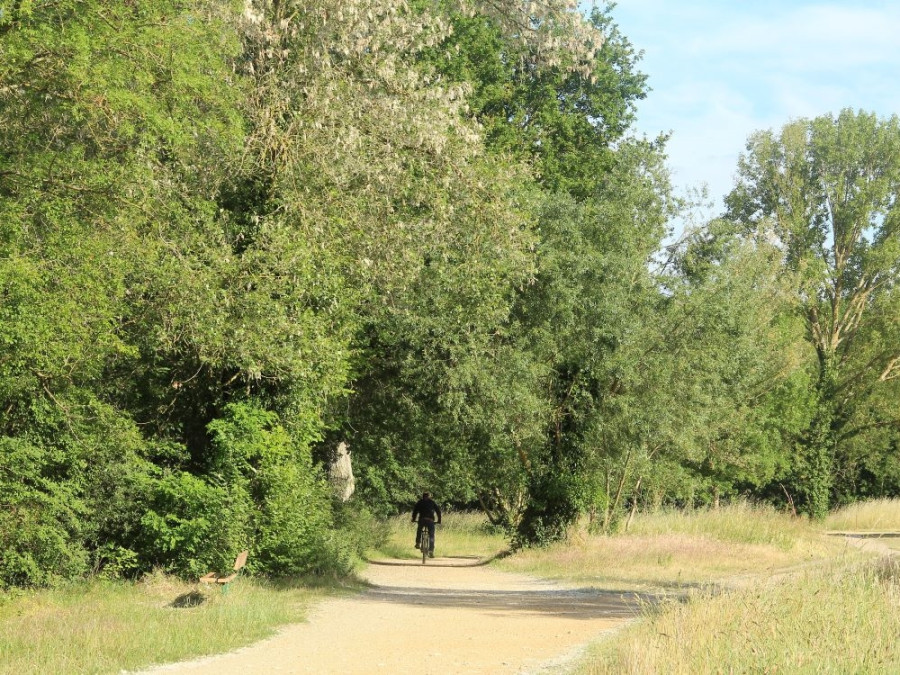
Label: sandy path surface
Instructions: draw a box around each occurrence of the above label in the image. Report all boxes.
[139,557,643,675]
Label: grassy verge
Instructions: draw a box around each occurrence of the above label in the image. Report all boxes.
[0,511,500,674]
[0,572,359,675]
[369,511,507,560]
[579,555,900,674]
[498,503,844,593]
[5,501,895,674]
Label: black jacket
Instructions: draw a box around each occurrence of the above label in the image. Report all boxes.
[412,498,442,523]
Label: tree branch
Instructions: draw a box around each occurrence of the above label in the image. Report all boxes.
[879,355,900,382]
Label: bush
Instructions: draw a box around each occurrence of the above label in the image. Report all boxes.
[254,462,348,576]
[0,438,90,588]
[207,402,350,577]
[138,471,250,578]
[0,397,160,587]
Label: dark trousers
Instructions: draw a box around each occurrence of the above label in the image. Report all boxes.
[416,519,435,551]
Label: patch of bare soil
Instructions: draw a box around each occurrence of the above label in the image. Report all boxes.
[137,557,649,675]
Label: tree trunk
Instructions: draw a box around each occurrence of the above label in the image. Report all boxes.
[603,447,633,532]
[795,365,839,518]
[624,475,642,533]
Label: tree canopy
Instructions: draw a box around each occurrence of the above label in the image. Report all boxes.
[2,2,898,588]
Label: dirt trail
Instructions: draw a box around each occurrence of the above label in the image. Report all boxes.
[138,557,644,675]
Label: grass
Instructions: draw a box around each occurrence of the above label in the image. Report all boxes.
[0,511,501,674]
[825,498,900,533]
[369,510,508,561]
[498,503,844,593]
[0,571,360,675]
[626,500,820,549]
[578,555,900,674]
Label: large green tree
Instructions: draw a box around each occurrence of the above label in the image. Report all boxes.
[651,222,813,513]
[422,2,647,199]
[0,0,248,584]
[726,109,900,516]
[508,138,673,540]
[325,1,669,542]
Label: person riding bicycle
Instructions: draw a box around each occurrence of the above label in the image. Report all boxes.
[412,491,442,557]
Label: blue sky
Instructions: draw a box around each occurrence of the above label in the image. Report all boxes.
[603,0,900,218]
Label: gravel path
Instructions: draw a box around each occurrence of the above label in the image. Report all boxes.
[138,557,644,675]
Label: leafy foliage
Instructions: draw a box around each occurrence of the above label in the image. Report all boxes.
[2,0,898,587]
[726,109,900,516]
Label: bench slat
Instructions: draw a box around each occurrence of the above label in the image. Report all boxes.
[233,550,249,571]
[199,550,249,588]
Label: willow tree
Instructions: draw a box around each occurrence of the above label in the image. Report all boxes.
[726,109,900,516]
[232,1,613,516]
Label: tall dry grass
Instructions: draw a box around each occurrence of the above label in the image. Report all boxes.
[826,498,900,532]
[626,500,819,548]
[0,572,353,675]
[499,502,842,592]
[580,555,900,674]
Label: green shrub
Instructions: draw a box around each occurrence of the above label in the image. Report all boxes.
[253,461,347,576]
[0,439,89,588]
[207,402,350,577]
[0,397,160,587]
[138,470,250,578]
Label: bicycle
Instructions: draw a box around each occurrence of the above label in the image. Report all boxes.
[416,519,435,564]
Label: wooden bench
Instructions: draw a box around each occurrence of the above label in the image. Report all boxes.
[199,550,248,593]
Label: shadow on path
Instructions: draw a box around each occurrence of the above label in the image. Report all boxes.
[359,582,658,620]
[827,531,900,540]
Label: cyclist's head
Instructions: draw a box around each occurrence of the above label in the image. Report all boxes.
[422,491,430,500]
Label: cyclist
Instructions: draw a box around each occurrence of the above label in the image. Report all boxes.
[411,491,442,557]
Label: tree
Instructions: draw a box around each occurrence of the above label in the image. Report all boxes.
[421,2,647,199]
[656,221,812,511]
[726,109,900,516]
[0,0,359,584]
[509,139,674,539]
[316,1,670,542]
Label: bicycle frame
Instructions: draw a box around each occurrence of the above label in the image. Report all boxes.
[417,520,434,564]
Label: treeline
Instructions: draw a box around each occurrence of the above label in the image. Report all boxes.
[1,0,899,588]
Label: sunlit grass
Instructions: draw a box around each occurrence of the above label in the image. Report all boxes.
[6,502,895,673]
[578,555,900,674]
[826,498,900,532]
[0,572,358,675]
[626,500,821,549]
[369,511,507,560]
[498,503,844,592]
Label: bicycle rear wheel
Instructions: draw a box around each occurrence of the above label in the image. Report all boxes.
[420,526,427,564]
